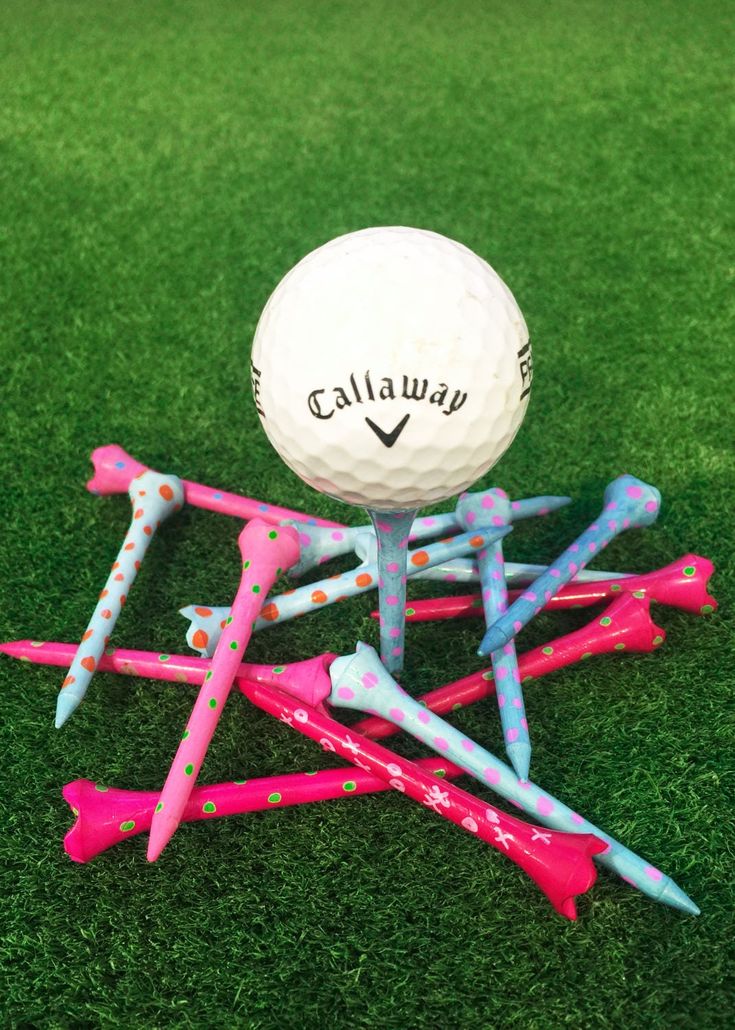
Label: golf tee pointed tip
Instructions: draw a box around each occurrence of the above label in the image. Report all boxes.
[55,691,80,729]
[506,741,531,782]
[658,879,700,916]
[0,639,27,658]
[146,817,176,862]
[478,626,508,656]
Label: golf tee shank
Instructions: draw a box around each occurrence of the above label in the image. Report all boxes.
[146,520,300,860]
[87,444,343,528]
[55,469,184,728]
[356,594,665,739]
[329,643,698,915]
[238,677,604,919]
[479,474,661,654]
[63,756,464,862]
[457,488,531,780]
[391,554,717,620]
[368,508,417,674]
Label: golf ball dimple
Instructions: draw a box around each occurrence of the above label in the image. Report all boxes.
[251,226,532,511]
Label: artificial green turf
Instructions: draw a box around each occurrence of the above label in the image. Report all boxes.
[1,0,733,1025]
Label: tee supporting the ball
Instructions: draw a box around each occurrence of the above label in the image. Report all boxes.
[282,493,570,578]
[368,508,418,674]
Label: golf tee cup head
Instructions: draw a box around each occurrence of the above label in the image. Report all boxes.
[604,475,661,528]
[86,444,147,495]
[251,227,532,511]
[456,487,513,530]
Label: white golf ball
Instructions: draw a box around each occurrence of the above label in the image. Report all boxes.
[250,226,532,511]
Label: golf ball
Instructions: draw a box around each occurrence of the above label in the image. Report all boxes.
[251,226,532,511]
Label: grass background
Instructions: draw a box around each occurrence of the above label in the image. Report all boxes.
[1,0,733,1026]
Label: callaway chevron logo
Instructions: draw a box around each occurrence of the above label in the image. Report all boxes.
[305,371,469,449]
